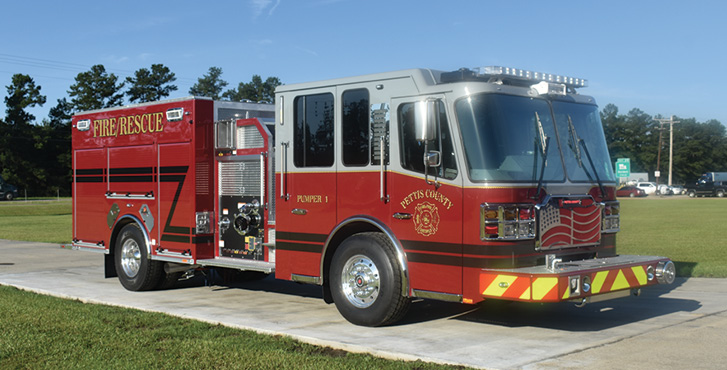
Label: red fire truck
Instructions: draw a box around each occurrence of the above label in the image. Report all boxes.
[71,66,675,326]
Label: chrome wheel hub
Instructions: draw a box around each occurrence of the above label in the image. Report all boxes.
[120,238,141,278]
[341,254,380,308]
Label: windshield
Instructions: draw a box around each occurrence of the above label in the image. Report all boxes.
[456,93,615,183]
[552,101,615,182]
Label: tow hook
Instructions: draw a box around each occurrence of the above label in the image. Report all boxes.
[575,297,588,308]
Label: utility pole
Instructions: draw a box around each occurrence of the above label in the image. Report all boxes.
[654,116,680,186]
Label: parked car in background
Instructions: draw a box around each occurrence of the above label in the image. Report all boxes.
[670,185,686,195]
[636,182,658,195]
[0,175,18,201]
[616,185,647,198]
[657,184,673,195]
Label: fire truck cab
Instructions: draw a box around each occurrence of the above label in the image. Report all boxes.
[72,66,675,327]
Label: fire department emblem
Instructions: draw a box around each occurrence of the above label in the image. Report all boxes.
[414,201,440,237]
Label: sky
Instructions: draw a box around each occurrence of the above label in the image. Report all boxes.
[2,0,727,125]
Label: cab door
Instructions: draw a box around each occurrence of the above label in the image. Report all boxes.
[275,88,337,280]
[389,97,463,296]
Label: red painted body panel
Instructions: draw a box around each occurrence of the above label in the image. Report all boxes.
[72,98,215,261]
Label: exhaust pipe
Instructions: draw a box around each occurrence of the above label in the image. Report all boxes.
[164,262,197,274]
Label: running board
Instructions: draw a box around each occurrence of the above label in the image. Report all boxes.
[196,258,275,274]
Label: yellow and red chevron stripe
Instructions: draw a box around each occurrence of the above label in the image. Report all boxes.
[480,264,652,302]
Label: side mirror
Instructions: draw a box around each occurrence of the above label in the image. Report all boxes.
[424,151,441,167]
[414,99,439,142]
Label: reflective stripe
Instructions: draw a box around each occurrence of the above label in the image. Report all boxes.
[631,266,648,285]
[483,275,518,296]
[532,277,558,301]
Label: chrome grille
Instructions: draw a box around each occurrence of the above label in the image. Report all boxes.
[237,125,264,149]
[218,160,261,196]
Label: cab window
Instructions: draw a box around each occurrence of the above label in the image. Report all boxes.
[398,101,457,180]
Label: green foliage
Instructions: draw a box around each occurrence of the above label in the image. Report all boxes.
[189,66,228,100]
[4,73,46,126]
[223,75,281,102]
[601,104,727,183]
[68,64,125,112]
[0,286,454,369]
[126,64,178,103]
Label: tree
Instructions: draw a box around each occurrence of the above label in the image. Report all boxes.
[126,64,178,103]
[68,65,124,112]
[1,74,48,195]
[4,73,46,126]
[189,67,228,100]
[222,75,281,102]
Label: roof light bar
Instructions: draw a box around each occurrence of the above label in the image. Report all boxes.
[480,66,588,88]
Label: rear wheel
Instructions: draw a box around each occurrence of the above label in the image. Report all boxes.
[115,223,163,291]
[4,192,13,201]
[688,190,696,198]
[330,232,410,327]
[717,190,725,198]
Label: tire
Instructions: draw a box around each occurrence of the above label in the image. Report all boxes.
[688,190,696,198]
[629,192,635,198]
[4,192,13,201]
[114,223,163,291]
[717,190,725,198]
[330,232,410,327]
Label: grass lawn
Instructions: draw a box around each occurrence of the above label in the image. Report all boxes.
[0,286,454,370]
[0,199,72,244]
[617,197,727,277]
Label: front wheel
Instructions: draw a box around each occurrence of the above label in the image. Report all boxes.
[717,190,725,198]
[114,223,163,291]
[4,192,13,201]
[330,232,410,327]
[688,190,696,198]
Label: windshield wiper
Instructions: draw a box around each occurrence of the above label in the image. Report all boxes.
[568,115,606,199]
[533,112,550,200]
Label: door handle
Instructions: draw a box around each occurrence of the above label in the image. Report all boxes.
[292,208,307,216]
[393,213,412,220]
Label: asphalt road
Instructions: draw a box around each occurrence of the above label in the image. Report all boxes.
[1,239,726,369]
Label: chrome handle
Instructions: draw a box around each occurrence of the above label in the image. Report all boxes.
[380,136,389,202]
[292,208,307,215]
[393,213,412,220]
[281,142,289,200]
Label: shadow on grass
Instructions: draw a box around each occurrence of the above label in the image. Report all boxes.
[675,261,698,277]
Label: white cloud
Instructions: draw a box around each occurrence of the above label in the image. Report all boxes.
[250,0,281,20]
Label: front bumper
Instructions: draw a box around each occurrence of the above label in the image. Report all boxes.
[479,255,674,303]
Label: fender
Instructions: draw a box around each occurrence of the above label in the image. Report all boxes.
[321,215,410,297]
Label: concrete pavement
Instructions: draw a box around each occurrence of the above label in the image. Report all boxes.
[1,239,726,369]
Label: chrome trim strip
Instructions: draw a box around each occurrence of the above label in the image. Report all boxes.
[113,215,152,259]
[321,216,410,297]
[71,242,108,254]
[413,289,462,303]
[106,193,155,200]
[291,274,321,285]
[197,257,275,274]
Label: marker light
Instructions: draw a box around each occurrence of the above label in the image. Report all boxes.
[166,107,184,122]
[76,119,91,131]
[602,201,620,233]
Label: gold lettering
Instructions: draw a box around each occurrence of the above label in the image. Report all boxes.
[155,112,164,132]
[85,111,166,138]
[134,114,142,134]
[118,117,128,136]
[109,118,117,137]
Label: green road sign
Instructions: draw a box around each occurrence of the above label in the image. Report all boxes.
[615,158,630,178]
